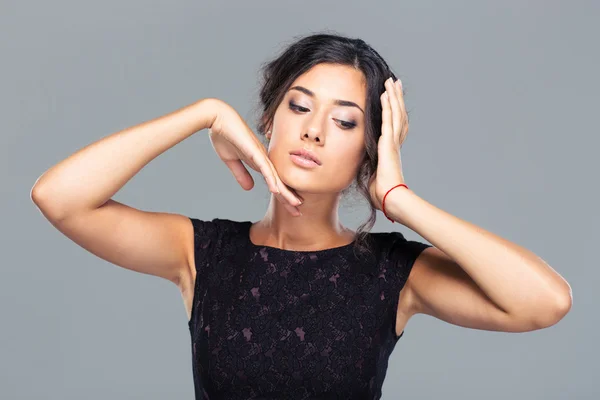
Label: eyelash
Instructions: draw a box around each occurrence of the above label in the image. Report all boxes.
[288,102,357,130]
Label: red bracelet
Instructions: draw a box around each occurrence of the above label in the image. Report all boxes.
[382,183,409,223]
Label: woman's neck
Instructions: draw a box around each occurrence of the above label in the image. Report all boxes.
[251,193,355,251]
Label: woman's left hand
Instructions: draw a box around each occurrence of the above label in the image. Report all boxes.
[368,77,409,211]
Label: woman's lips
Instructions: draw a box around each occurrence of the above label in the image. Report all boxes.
[290,154,320,168]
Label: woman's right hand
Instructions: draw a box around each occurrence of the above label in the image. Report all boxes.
[206,99,303,216]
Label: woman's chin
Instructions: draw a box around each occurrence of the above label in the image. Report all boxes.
[278,170,348,197]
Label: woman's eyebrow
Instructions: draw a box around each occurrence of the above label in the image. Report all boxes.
[288,86,364,114]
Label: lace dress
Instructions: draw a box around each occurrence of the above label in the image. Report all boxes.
[187,217,431,399]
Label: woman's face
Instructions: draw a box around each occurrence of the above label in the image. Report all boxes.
[266,63,367,195]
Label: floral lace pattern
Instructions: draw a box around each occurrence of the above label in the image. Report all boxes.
[187,218,431,400]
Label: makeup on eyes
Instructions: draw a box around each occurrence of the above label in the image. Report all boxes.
[287,101,357,129]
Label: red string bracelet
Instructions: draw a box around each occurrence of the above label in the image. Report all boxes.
[381,183,409,223]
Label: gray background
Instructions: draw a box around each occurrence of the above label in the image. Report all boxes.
[2,0,597,399]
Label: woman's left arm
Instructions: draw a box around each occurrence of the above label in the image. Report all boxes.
[388,188,573,332]
[374,77,572,332]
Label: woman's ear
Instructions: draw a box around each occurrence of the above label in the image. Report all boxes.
[261,116,272,140]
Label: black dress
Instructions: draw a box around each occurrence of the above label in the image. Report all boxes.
[187,217,431,400]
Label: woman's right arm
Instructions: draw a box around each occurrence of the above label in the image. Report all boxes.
[31,98,221,288]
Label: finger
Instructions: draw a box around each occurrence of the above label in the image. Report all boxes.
[276,191,302,216]
[250,151,281,195]
[284,183,304,205]
[260,156,302,217]
[224,159,255,191]
[233,135,278,193]
[248,148,302,213]
[380,90,393,139]
[395,79,406,115]
[274,174,303,207]
[254,162,300,216]
[266,165,301,216]
[260,154,302,205]
[385,78,402,139]
[268,167,303,217]
[395,79,409,145]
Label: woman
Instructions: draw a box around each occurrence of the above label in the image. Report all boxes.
[31,33,572,399]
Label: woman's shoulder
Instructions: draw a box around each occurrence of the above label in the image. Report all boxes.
[187,216,245,229]
[185,217,250,272]
[186,216,250,246]
[369,230,432,259]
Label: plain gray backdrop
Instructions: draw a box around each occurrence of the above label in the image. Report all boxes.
[2,1,597,399]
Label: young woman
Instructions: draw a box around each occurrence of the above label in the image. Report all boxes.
[31,33,572,399]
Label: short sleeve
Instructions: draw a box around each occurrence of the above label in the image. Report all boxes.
[188,217,220,274]
[187,218,221,331]
[386,231,432,338]
[388,231,432,290]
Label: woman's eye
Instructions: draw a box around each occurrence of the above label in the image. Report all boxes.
[336,119,357,130]
[289,102,309,112]
[289,102,356,130]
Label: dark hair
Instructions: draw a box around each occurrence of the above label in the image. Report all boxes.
[252,31,404,259]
